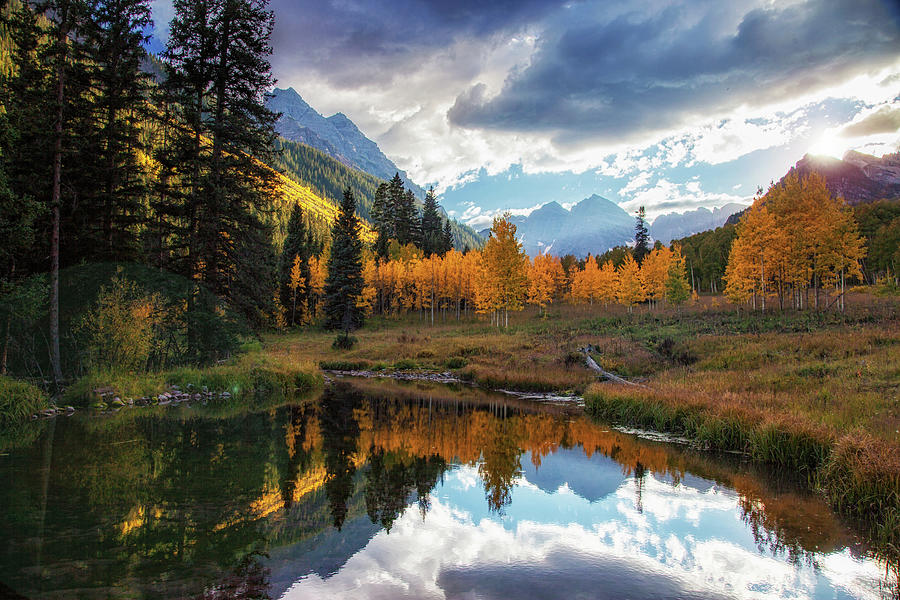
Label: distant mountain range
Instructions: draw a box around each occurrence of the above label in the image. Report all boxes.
[477,195,746,257]
[267,88,484,249]
[268,87,425,198]
[650,203,747,244]
[478,195,634,257]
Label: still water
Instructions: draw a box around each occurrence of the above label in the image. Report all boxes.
[1,377,896,599]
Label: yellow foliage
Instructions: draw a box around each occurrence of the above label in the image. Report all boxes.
[78,274,165,372]
[616,254,646,310]
[725,173,865,311]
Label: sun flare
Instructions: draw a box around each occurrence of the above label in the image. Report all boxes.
[808,131,848,159]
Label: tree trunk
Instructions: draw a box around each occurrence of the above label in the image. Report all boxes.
[49,24,67,392]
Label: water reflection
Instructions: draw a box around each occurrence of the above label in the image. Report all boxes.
[0,378,896,599]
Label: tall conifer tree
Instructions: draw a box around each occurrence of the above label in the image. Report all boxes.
[421,186,442,257]
[370,181,393,259]
[158,0,279,335]
[324,188,364,330]
[633,206,650,265]
[80,0,152,260]
[280,204,311,325]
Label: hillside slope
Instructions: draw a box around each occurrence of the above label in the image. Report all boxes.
[268,87,425,198]
[271,137,484,251]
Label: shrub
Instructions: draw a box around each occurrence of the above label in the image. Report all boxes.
[320,360,370,371]
[445,356,468,369]
[76,274,165,372]
[0,376,48,424]
[332,332,357,350]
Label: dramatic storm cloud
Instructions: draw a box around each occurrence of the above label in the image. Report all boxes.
[447,0,900,146]
[150,0,900,222]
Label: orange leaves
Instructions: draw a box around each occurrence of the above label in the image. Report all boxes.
[725,172,866,310]
[571,255,602,305]
[480,214,529,318]
[616,254,646,310]
[528,253,566,311]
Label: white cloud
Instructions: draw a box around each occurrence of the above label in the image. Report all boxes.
[621,178,750,220]
[150,0,174,45]
[279,466,890,600]
[462,203,545,229]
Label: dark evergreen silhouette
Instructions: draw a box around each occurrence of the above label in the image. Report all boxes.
[157,0,279,332]
[420,186,443,257]
[389,173,419,247]
[324,188,365,331]
[370,181,393,259]
[320,384,362,530]
[441,219,454,254]
[80,0,152,261]
[633,205,650,265]
[280,205,311,326]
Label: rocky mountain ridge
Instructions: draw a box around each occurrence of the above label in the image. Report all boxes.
[268,87,424,198]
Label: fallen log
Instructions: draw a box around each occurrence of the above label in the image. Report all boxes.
[579,346,643,387]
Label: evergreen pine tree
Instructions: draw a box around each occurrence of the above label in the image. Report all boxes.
[1,2,50,281]
[389,173,417,246]
[42,0,93,388]
[441,220,454,254]
[324,188,365,331]
[420,186,442,257]
[80,0,152,261]
[158,0,279,333]
[280,204,310,325]
[633,206,650,265]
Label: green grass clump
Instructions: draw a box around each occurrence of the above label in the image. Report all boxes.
[0,376,49,424]
[445,356,468,369]
[319,359,371,371]
[393,358,419,370]
[65,351,322,405]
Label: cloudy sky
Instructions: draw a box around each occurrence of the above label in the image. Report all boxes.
[150,0,900,226]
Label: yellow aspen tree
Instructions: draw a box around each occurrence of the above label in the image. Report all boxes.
[357,252,377,316]
[822,204,866,312]
[307,255,327,321]
[462,250,480,318]
[616,254,646,312]
[473,251,500,319]
[288,254,304,326]
[597,260,618,305]
[443,249,465,320]
[481,214,529,327]
[639,247,671,309]
[528,253,565,315]
[572,255,602,305]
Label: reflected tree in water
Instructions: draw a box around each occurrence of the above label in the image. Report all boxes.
[479,418,523,513]
[195,550,271,600]
[280,404,316,510]
[364,449,446,530]
[320,385,361,530]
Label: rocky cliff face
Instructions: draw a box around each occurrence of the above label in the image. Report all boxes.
[793,151,900,204]
[268,87,424,197]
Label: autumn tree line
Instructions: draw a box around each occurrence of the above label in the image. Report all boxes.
[672,186,899,298]
[284,188,693,332]
[306,172,878,335]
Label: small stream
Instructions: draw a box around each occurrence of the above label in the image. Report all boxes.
[1,377,896,599]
